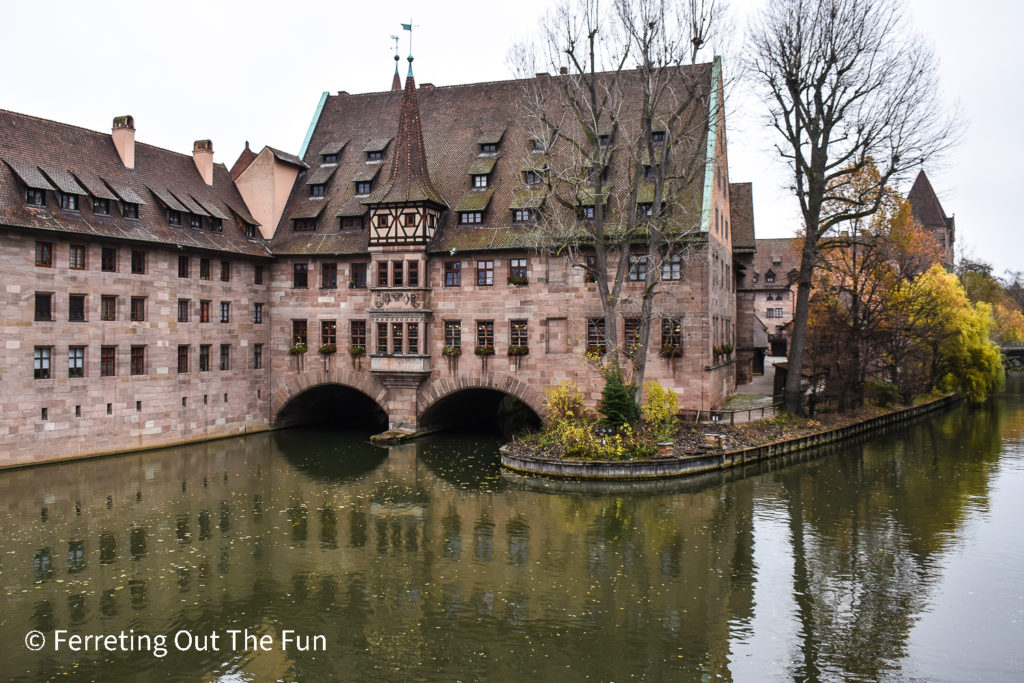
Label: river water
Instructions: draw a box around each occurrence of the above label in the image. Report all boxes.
[2,377,1022,682]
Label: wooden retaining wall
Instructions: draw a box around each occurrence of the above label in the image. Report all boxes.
[500,394,959,480]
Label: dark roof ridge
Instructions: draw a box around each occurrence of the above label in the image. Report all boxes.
[335,61,716,98]
[0,109,225,166]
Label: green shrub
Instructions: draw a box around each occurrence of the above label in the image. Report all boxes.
[599,369,638,428]
[866,379,901,406]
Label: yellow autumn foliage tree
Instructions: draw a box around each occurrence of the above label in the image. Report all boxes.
[912,266,1004,403]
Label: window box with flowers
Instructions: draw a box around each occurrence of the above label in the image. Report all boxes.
[349,345,366,357]
[289,342,308,355]
[319,343,337,355]
[507,276,529,286]
[508,345,529,357]
[442,345,462,358]
[661,343,681,358]
[475,345,495,357]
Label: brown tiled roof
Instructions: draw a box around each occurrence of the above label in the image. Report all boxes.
[907,170,951,229]
[318,140,348,156]
[268,147,308,169]
[453,189,494,212]
[752,237,799,288]
[305,165,337,185]
[272,64,715,256]
[229,141,257,180]
[367,74,448,207]
[73,172,118,201]
[149,186,189,213]
[729,182,755,251]
[0,109,269,257]
[39,165,86,195]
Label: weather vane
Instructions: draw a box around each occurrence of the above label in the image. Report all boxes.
[402,20,417,58]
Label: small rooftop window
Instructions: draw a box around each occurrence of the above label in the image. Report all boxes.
[310,183,326,197]
[355,181,371,195]
[598,134,611,147]
[651,130,665,143]
[480,143,498,153]
[472,174,489,189]
[189,214,202,229]
[322,153,338,164]
[294,218,317,232]
[367,150,383,161]
[167,209,181,226]
[26,188,45,206]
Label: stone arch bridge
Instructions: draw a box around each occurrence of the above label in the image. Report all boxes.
[270,365,547,435]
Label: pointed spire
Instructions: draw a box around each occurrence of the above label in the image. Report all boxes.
[907,170,949,228]
[370,69,446,207]
[391,55,402,91]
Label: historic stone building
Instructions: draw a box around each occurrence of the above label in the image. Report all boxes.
[906,170,955,271]
[0,56,754,467]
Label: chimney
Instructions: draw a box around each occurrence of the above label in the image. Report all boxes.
[193,139,214,186]
[112,115,135,169]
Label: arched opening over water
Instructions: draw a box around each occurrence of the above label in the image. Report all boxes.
[274,383,388,431]
[419,388,542,438]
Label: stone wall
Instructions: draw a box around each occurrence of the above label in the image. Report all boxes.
[0,229,271,468]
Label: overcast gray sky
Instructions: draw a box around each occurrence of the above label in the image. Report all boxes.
[2,0,1018,276]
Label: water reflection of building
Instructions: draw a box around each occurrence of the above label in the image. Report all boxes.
[0,433,757,680]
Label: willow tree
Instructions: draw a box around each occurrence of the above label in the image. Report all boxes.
[748,0,960,414]
[511,0,727,398]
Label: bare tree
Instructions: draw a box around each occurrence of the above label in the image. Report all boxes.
[747,0,960,414]
[511,0,726,399]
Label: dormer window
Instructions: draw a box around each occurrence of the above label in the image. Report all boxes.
[651,130,665,143]
[189,214,202,229]
[513,209,535,224]
[92,197,110,215]
[644,165,655,180]
[367,150,383,161]
[310,183,326,197]
[355,181,371,195]
[480,143,498,153]
[294,218,316,232]
[209,217,222,232]
[472,174,489,189]
[245,223,257,239]
[340,215,364,230]
[530,138,544,153]
[598,134,611,147]
[524,170,541,185]
[167,209,181,226]
[459,212,483,225]
[765,269,776,284]
[638,203,653,217]
[26,188,45,206]
[581,206,595,220]
[60,193,79,211]
[322,153,338,164]
[122,202,139,219]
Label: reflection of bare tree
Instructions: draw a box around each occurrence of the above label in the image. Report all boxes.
[775,403,1005,679]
